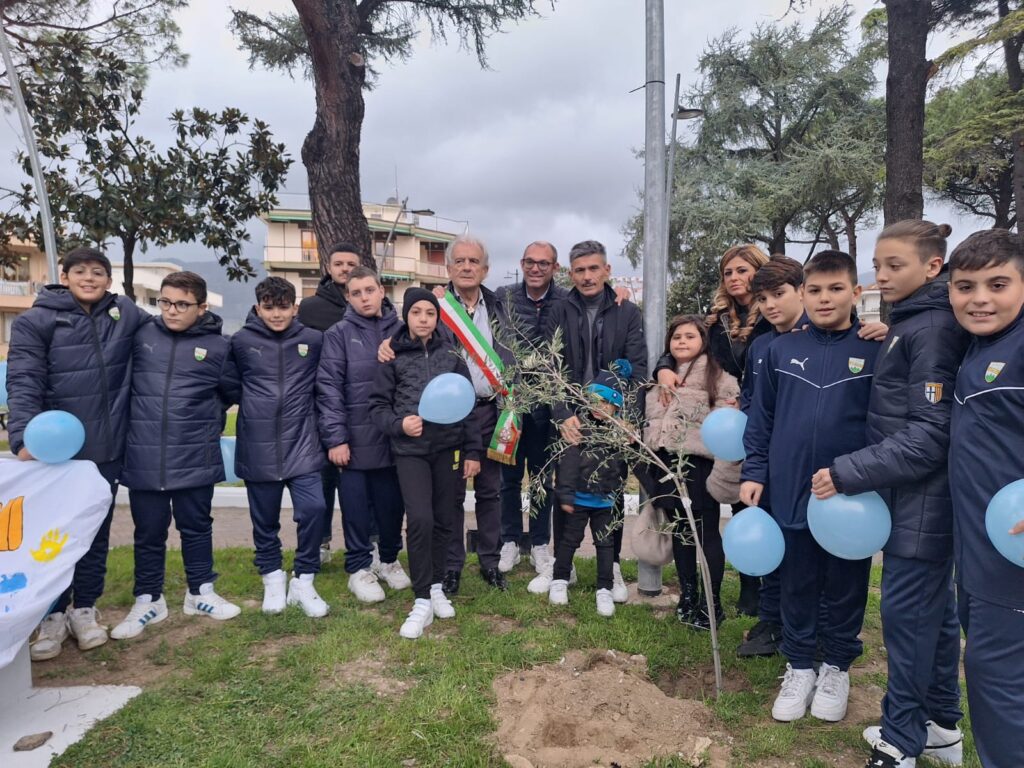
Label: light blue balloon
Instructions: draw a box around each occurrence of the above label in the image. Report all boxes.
[418,372,475,424]
[220,437,239,483]
[807,491,891,560]
[24,410,85,464]
[985,479,1024,568]
[0,361,7,408]
[699,407,747,461]
[723,506,785,576]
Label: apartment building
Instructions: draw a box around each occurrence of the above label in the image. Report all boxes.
[111,262,224,316]
[0,241,49,357]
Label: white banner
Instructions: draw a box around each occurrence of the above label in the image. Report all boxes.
[0,459,112,669]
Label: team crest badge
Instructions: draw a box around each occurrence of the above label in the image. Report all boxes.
[297,343,309,358]
[848,357,865,374]
[924,382,943,404]
[108,306,120,321]
[194,347,207,362]
[985,361,1005,383]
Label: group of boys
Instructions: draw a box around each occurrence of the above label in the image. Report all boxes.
[738,229,1024,768]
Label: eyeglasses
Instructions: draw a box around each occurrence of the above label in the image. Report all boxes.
[157,298,200,312]
[522,259,554,271]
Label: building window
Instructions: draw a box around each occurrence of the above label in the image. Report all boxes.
[2,313,15,343]
[301,229,318,262]
[300,277,319,298]
[1,258,30,282]
[148,296,157,306]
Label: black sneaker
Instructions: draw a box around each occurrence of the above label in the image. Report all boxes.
[736,620,782,658]
[480,567,508,591]
[442,569,461,596]
[690,601,725,631]
[864,741,910,768]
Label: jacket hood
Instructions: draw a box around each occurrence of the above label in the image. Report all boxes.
[33,284,117,314]
[890,271,953,324]
[344,303,398,332]
[390,324,447,353]
[314,274,348,309]
[243,307,306,339]
[155,310,224,337]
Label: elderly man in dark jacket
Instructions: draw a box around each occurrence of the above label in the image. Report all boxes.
[231,277,329,619]
[540,239,647,601]
[8,247,145,660]
[317,266,408,604]
[114,271,242,641]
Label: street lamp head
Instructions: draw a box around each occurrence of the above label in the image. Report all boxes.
[411,208,435,217]
[673,106,704,121]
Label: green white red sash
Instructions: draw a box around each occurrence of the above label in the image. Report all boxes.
[439,291,521,465]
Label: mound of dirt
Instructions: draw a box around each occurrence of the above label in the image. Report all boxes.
[493,649,730,768]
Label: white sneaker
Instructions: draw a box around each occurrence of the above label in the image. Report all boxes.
[30,612,69,660]
[865,739,916,767]
[596,588,615,617]
[530,544,553,573]
[923,720,964,766]
[430,585,456,619]
[67,607,109,651]
[288,574,330,617]
[528,567,552,594]
[374,559,412,590]
[771,664,818,722]
[810,663,850,721]
[498,541,521,573]
[111,595,168,639]
[319,543,332,565]
[348,568,386,603]
[262,569,287,614]
[548,579,569,605]
[611,562,628,603]
[400,599,433,639]
[184,583,241,621]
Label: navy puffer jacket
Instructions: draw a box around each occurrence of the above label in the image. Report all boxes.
[369,327,482,460]
[495,281,568,347]
[831,276,970,561]
[230,310,326,482]
[121,312,239,491]
[317,305,401,470]
[7,286,144,465]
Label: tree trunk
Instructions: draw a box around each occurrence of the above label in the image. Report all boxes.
[292,0,374,269]
[121,236,136,302]
[769,227,787,255]
[998,0,1023,233]
[882,0,930,225]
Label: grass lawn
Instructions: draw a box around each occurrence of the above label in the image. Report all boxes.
[44,551,980,768]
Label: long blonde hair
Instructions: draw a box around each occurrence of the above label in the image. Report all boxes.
[708,244,770,341]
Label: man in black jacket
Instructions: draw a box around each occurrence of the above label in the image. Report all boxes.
[297,242,362,564]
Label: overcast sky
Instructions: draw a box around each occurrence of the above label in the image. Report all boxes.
[1,0,988,288]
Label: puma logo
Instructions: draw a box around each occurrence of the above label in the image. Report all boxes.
[248,346,262,357]
[790,357,809,371]
[350,337,363,346]
[142,342,155,354]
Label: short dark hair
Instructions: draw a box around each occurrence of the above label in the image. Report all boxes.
[346,265,381,286]
[804,250,858,284]
[161,271,207,304]
[949,229,1024,276]
[568,240,606,261]
[61,246,111,276]
[255,276,296,306]
[878,219,952,262]
[326,242,363,260]
[751,255,804,295]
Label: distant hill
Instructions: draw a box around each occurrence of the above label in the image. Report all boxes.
[858,270,875,287]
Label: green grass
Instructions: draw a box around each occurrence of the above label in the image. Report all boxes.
[51,555,980,768]
[223,410,237,437]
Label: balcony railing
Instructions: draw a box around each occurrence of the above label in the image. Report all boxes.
[0,280,39,296]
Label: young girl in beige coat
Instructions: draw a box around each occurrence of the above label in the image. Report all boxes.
[640,314,740,629]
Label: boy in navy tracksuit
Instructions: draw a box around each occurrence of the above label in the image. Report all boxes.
[741,250,878,724]
[823,222,967,768]
[317,266,409,603]
[946,229,1024,768]
[7,247,144,659]
[231,277,329,618]
[114,271,242,640]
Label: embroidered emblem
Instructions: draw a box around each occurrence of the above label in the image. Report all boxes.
[848,357,865,374]
[297,343,309,358]
[194,347,207,362]
[789,357,808,371]
[108,306,120,321]
[924,382,943,404]
[985,362,1005,383]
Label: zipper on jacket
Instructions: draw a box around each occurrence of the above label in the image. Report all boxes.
[158,335,180,490]
[276,339,285,480]
[88,311,114,461]
[809,335,831,474]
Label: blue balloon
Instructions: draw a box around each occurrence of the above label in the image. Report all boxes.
[0,361,7,408]
[807,491,891,560]
[220,437,239,483]
[723,506,785,576]
[24,410,85,464]
[985,479,1024,568]
[699,407,747,461]
[418,372,475,424]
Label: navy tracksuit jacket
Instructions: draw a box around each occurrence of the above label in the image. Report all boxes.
[950,307,1024,768]
[741,321,879,669]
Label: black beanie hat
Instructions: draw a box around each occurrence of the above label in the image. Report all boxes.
[402,286,440,325]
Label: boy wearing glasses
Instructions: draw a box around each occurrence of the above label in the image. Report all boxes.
[231,277,330,617]
[114,271,242,639]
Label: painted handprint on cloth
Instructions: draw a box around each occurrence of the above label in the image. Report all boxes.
[30,528,69,562]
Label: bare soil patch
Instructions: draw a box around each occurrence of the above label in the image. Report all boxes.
[481,615,522,635]
[321,654,413,698]
[654,662,749,700]
[493,649,731,768]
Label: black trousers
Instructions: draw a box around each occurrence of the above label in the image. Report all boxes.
[449,401,502,572]
[552,491,624,563]
[499,412,553,547]
[396,450,461,599]
[553,504,614,590]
